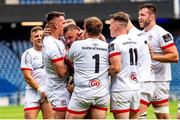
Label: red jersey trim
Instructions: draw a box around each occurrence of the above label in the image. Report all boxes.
[130,108,139,113]
[67,109,88,114]
[21,68,32,71]
[52,57,64,62]
[92,106,108,111]
[109,52,121,58]
[53,107,67,111]
[161,43,174,49]
[140,99,149,105]
[24,106,40,111]
[111,108,130,114]
[151,99,168,105]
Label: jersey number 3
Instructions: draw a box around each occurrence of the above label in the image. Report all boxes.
[92,54,99,73]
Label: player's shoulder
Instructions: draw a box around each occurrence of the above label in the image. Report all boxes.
[22,48,33,55]
[71,40,82,46]
[153,25,171,36]
[128,27,142,36]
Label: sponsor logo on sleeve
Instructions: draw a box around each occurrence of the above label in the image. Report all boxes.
[108,43,114,52]
[162,34,172,42]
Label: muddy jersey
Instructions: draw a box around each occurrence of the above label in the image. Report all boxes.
[68,38,109,99]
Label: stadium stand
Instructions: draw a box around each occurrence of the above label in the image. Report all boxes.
[19,0,84,4]
[0,41,25,93]
[170,36,180,97]
[11,40,32,58]
[0,77,17,96]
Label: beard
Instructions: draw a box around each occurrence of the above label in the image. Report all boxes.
[139,18,151,29]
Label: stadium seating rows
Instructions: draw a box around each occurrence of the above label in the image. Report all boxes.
[20,0,85,4]
[0,41,25,96]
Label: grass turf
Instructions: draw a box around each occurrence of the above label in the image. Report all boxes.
[0,100,178,119]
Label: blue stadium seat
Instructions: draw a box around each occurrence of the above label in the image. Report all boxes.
[20,0,84,4]
[0,77,17,96]
[0,42,25,91]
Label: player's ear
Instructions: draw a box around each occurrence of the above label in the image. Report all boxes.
[54,22,59,29]
[30,36,33,42]
[150,14,155,20]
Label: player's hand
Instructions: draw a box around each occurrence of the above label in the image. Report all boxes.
[67,83,74,94]
[37,86,47,101]
[148,43,154,59]
[66,75,74,93]
[43,27,51,36]
[99,33,106,41]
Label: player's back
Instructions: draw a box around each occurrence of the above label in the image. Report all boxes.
[110,34,140,92]
[68,38,109,98]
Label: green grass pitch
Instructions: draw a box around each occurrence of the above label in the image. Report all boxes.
[0,100,178,119]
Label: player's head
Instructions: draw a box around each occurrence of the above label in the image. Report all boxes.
[109,12,129,37]
[30,26,43,48]
[83,16,103,39]
[65,18,76,27]
[138,3,157,29]
[46,11,65,36]
[64,24,82,43]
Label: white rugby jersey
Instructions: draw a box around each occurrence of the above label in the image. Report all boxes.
[21,48,46,90]
[109,34,140,92]
[128,27,155,82]
[42,35,67,89]
[68,38,109,99]
[144,25,174,81]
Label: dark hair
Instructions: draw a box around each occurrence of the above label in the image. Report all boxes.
[64,24,80,34]
[110,12,129,27]
[138,3,157,17]
[31,26,43,34]
[46,11,65,22]
[84,16,103,36]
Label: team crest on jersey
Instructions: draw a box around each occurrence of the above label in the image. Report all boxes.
[162,34,172,42]
[129,72,137,81]
[89,79,101,88]
[108,43,114,52]
[148,35,153,41]
[61,99,67,106]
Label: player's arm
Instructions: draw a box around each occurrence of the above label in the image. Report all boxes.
[21,69,45,98]
[21,52,44,93]
[109,55,121,76]
[21,69,40,90]
[53,59,68,79]
[151,45,179,63]
[108,43,121,76]
[151,33,179,63]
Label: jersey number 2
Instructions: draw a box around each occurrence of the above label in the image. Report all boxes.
[129,48,138,65]
[92,54,99,73]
